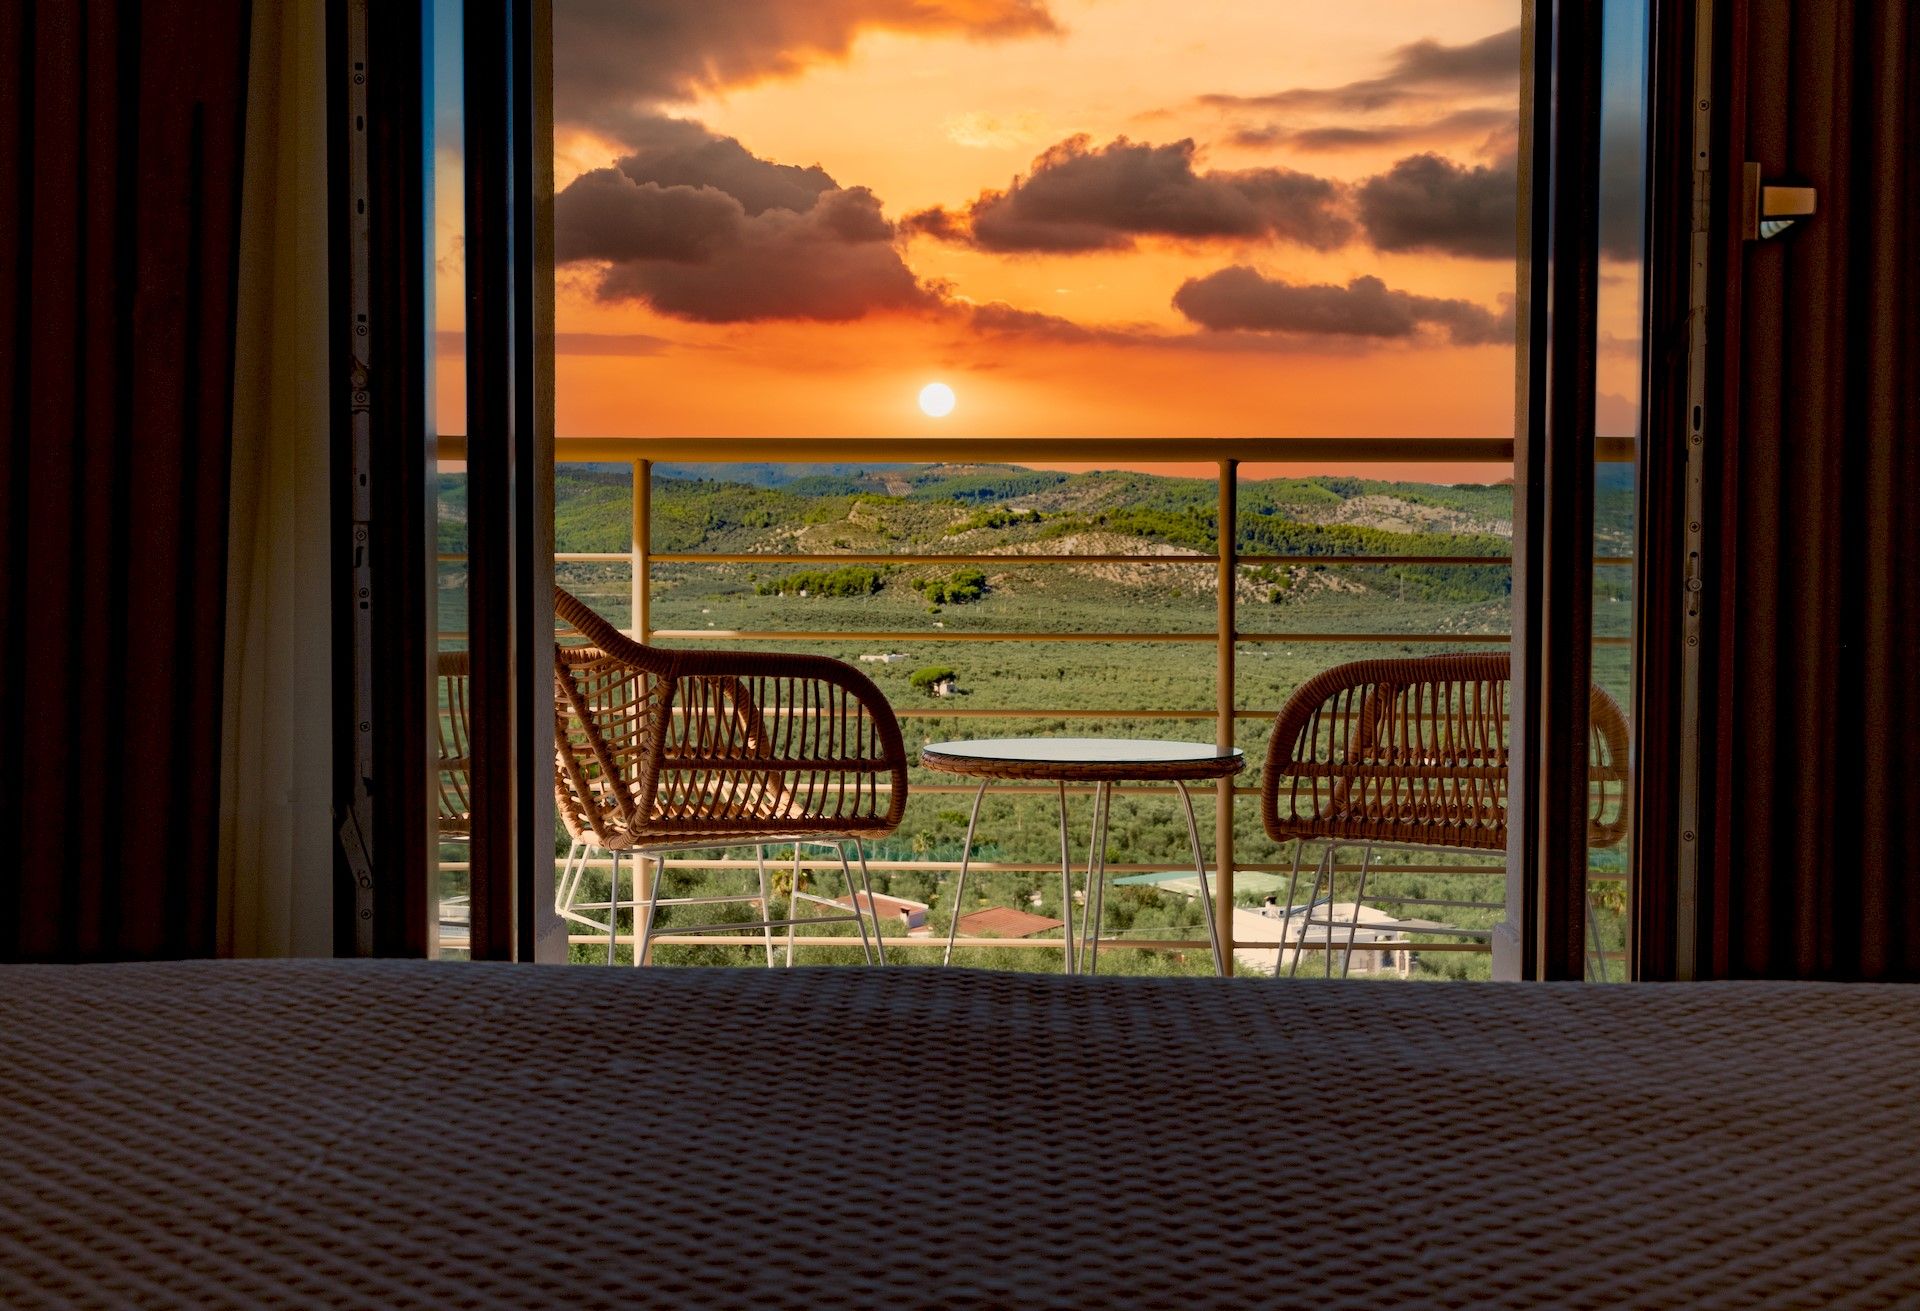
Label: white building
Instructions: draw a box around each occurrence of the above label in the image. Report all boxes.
[1234,901,1413,978]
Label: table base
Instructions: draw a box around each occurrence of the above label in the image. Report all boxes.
[941,779,1227,977]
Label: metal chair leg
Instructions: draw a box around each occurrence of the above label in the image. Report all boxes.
[607,850,622,965]
[638,854,666,966]
[755,846,776,969]
[555,838,587,920]
[1586,890,1611,982]
[943,781,988,968]
[850,839,887,967]
[1055,781,1076,975]
[1174,781,1227,977]
[1340,841,1376,979]
[1289,845,1333,979]
[1083,782,1111,975]
[1325,843,1341,978]
[785,847,802,967]
[835,842,877,966]
[1275,839,1306,977]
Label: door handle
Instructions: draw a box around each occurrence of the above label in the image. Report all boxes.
[1743,163,1817,240]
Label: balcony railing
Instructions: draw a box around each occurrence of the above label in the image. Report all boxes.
[436,435,1635,975]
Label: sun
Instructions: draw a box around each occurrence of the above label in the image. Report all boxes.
[918,382,956,418]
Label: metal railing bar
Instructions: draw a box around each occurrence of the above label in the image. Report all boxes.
[445,550,1633,568]
[1236,631,1507,644]
[892,707,1218,719]
[444,432,1633,463]
[453,626,1632,647]
[633,629,1568,645]
[653,551,1215,566]
[510,860,1507,874]
[1239,554,1510,567]
[460,858,1624,880]
[645,628,1216,642]
[545,436,1531,462]
[567,934,1495,953]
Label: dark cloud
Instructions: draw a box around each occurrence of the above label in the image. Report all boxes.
[1200,25,1519,114]
[1172,268,1509,345]
[554,119,938,323]
[558,166,935,323]
[964,301,1154,346]
[957,300,1324,354]
[554,167,746,264]
[1354,152,1517,259]
[553,0,1059,143]
[611,116,837,216]
[904,135,1352,253]
[1234,106,1516,154]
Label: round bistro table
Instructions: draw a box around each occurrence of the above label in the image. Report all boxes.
[919,737,1245,976]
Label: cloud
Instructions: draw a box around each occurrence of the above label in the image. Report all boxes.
[554,118,942,323]
[1200,25,1519,114]
[608,116,838,216]
[559,167,936,323]
[1172,268,1509,345]
[1354,152,1517,259]
[964,300,1159,346]
[1232,106,1516,154]
[554,167,748,265]
[1338,139,1637,262]
[553,0,1059,143]
[904,135,1353,253]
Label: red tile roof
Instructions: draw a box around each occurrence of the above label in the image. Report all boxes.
[956,907,1065,939]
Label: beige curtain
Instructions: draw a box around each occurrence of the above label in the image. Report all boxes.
[218,0,334,957]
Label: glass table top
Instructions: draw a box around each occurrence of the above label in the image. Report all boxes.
[921,737,1244,765]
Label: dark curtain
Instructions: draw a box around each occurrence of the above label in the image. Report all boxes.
[1702,0,1920,978]
[0,1,252,961]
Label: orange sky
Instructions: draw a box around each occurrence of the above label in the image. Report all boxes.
[434,1,1643,461]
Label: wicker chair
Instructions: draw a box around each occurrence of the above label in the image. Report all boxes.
[435,650,472,840]
[550,587,909,966]
[1260,653,1629,979]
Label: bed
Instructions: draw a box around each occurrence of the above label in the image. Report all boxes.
[3,960,1916,1308]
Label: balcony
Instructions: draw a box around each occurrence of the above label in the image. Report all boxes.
[435,436,1635,978]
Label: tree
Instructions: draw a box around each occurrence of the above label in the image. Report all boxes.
[910,667,957,695]
[918,568,988,604]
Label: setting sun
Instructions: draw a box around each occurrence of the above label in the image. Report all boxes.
[919,382,957,418]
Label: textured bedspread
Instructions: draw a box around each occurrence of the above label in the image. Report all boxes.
[2,960,1917,1309]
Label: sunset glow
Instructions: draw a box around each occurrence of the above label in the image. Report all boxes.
[434,2,1639,459]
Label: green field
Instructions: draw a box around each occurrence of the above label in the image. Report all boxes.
[438,459,1636,978]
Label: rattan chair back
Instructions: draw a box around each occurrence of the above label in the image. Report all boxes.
[435,649,472,840]
[1262,653,1629,852]
[551,587,908,852]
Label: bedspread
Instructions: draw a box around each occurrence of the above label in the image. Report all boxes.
[2,960,1916,1309]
